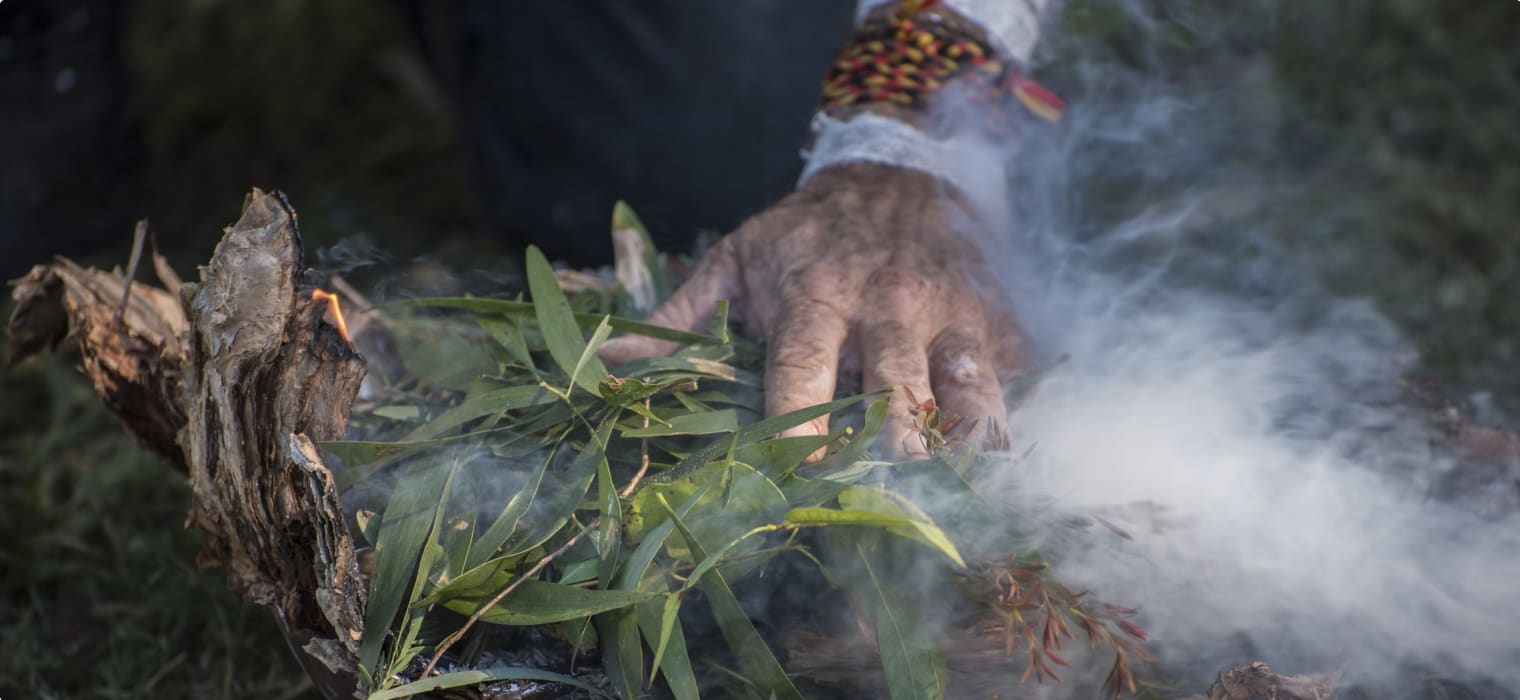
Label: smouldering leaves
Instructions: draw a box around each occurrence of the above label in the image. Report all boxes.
[344,208,1152,699]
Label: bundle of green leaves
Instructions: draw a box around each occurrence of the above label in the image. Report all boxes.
[328,235,1152,700]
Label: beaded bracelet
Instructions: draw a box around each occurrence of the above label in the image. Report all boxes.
[821,0,1064,123]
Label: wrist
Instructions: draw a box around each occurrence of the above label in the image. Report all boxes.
[798,110,1006,209]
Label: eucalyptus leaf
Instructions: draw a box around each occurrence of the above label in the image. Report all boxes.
[648,593,682,681]
[466,445,558,570]
[817,396,890,471]
[479,316,536,370]
[638,593,700,700]
[569,316,615,396]
[436,574,658,625]
[650,392,877,486]
[525,245,609,394]
[619,477,719,592]
[660,495,803,700]
[858,543,947,700]
[785,495,965,569]
[630,463,787,580]
[621,408,738,438]
[732,433,836,480]
[366,667,608,700]
[403,384,558,442]
[358,456,457,684]
[382,297,713,345]
[596,609,644,699]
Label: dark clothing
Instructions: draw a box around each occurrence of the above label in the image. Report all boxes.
[398,1,856,264]
[0,0,143,280]
[0,1,856,279]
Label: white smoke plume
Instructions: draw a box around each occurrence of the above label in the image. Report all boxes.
[947,1,1520,695]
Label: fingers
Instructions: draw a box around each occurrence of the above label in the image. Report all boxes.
[987,302,1032,378]
[765,299,850,442]
[929,327,1007,443]
[856,267,938,458]
[859,319,934,459]
[599,236,742,366]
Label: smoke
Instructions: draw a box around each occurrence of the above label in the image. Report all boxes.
[944,0,1520,694]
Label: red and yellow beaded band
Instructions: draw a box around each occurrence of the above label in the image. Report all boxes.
[820,0,1064,123]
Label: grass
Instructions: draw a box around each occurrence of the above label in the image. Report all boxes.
[0,343,315,700]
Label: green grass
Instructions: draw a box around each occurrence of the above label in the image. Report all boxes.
[0,347,315,700]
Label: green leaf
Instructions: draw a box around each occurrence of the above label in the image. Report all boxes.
[372,405,421,422]
[682,522,782,592]
[404,384,559,442]
[366,666,608,700]
[694,567,802,700]
[354,509,379,546]
[502,432,603,558]
[440,515,475,583]
[613,355,753,385]
[629,463,787,580]
[779,477,851,508]
[479,316,536,370]
[649,593,682,678]
[525,245,609,393]
[708,299,732,344]
[733,433,836,481]
[638,594,700,700]
[621,408,739,438]
[650,392,878,485]
[436,574,659,625]
[392,458,465,681]
[818,397,891,471]
[386,315,498,392]
[466,445,557,570]
[785,486,966,569]
[857,542,947,700]
[569,315,615,395]
[358,456,457,683]
[660,496,803,700]
[597,610,644,699]
[383,296,713,345]
[619,477,719,590]
[596,446,621,589]
[557,557,600,585]
[598,375,676,407]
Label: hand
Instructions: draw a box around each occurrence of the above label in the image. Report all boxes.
[600,161,1029,457]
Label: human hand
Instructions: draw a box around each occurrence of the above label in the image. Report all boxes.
[600,161,1028,458]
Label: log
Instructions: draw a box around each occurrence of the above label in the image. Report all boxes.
[8,189,368,699]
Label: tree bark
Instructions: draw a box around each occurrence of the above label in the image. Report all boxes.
[8,188,368,699]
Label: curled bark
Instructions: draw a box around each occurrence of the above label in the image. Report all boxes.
[7,188,368,699]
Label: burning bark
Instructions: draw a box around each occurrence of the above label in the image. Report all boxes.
[7,189,368,699]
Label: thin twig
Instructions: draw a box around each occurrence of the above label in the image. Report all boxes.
[117,219,148,324]
[620,398,653,498]
[418,518,599,678]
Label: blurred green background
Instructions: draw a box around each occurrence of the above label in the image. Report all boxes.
[2,0,1516,698]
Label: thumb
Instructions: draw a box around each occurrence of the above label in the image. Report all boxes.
[600,236,742,367]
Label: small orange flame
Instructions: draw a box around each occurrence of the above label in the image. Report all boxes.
[311,289,353,346]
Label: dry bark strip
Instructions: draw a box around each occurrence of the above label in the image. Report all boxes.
[8,189,368,699]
